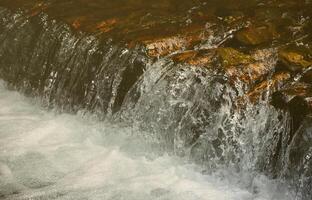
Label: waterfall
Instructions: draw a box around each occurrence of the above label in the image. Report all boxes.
[0,4,311,200]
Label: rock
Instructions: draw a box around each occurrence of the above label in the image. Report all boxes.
[244,72,291,103]
[217,47,254,67]
[217,48,278,87]
[301,69,312,83]
[142,33,202,57]
[235,23,279,45]
[171,47,275,88]
[278,49,312,72]
[271,82,312,146]
[171,50,215,66]
[172,48,277,90]
[280,51,311,69]
[271,82,312,112]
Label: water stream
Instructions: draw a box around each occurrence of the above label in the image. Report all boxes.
[1,1,312,198]
[0,81,295,200]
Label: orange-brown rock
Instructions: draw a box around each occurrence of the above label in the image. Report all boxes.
[172,48,277,87]
[245,72,291,103]
[171,50,216,66]
[0,0,224,58]
[0,0,311,81]
[71,16,87,29]
[143,35,196,57]
[278,49,312,72]
[141,25,208,57]
[94,18,118,33]
[217,48,276,86]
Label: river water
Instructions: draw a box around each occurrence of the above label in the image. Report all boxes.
[0,81,295,200]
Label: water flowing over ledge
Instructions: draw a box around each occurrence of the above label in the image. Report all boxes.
[0,1,312,199]
[0,80,293,200]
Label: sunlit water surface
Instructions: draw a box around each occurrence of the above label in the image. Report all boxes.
[0,81,294,200]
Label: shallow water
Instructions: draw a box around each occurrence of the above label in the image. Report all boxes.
[0,81,295,200]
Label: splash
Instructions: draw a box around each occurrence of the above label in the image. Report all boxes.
[0,81,295,200]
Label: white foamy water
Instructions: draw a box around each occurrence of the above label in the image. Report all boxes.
[0,81,294,200]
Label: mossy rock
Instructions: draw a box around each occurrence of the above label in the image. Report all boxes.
[217,47,254,67]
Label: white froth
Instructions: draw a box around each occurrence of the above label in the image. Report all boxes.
[0,81,294,200]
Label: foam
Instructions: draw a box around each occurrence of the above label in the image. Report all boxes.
[0,81,294,200]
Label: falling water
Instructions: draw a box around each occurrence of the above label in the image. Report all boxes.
[0,80,294,200]
[0,3,311,200]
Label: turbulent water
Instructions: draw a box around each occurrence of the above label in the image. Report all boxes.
[1,2,312,199]
[0,81,295,200]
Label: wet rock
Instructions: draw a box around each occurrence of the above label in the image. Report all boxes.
[271,82,312,114]
[218,48,277,87]
[172,48,255,68]
[278,49,312,72]
[171,50,216,66]
[217,47,254,67]
[244,72,291,103]
[235,23,279,45]
[171,48,276,89]
[142,32,202,57]
[301,69,312,84]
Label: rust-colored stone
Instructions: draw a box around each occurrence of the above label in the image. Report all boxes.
[94,18,118,33]
[71,17,87,29]
[216,48,277,87]
[245,72,291,103]
[141,26,206,57]
[278,49,312,72]
[171,50,216,66]
[172,48,276,87]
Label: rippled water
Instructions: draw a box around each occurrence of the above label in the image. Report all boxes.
[0,81,295,200]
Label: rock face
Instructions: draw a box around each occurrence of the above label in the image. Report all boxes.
[0,0,312,199]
